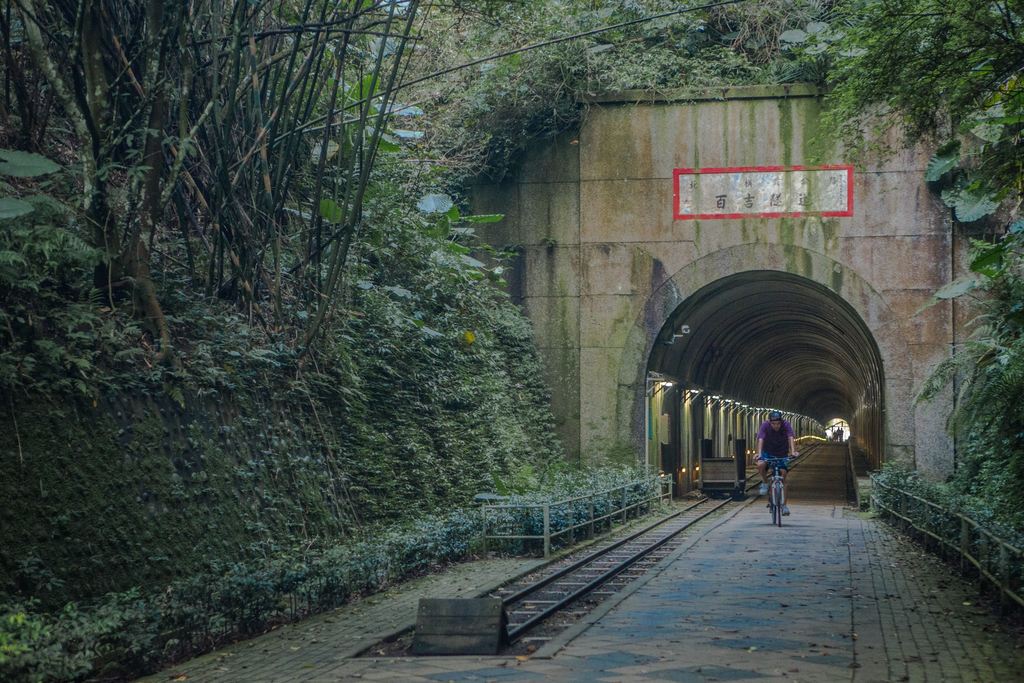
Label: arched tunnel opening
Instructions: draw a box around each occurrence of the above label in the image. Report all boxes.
[644,271,884,495]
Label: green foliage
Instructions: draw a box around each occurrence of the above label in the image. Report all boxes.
[873,463,1024,547]
[925,144,961,183]
[917,228,1024,528]
[0,152,107,396]
[0,608,40,665]
[0,149,61,178]
[484,466,664,555]
[940,183,1000,223]
[0,197,145,398]
[0,167,564,603]
[0,466,646,681]
[2,17,566,618]
[2,508,479,681]
[825,0,1022,219]
[0,593,160,683]
[823,0,1023,528]
[415,0,828,182]
[0,198,34,219]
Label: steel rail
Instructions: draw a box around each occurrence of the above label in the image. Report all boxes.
[499,496,708,607]
[504,497,730,641]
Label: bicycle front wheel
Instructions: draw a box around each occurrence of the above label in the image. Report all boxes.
[771,482,784,526]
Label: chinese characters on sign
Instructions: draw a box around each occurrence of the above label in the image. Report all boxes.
[673,165,854,219]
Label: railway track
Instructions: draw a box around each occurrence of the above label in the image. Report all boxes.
[493,495,731,650]
[494,443,824,651]
[359,443,825,657]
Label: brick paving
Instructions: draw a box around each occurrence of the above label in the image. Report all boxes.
[141,448,1024,682]
[137,556,546,682]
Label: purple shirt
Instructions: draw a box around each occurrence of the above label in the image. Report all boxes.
[758,419,794,457]
[757,419,794,440]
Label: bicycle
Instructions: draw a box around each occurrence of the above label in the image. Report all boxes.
[761,456,789,526]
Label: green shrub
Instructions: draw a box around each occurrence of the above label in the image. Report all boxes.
[872,463,1024,549]
[0,508,483,682]
[0,593,159,683]
[486,465,665,554]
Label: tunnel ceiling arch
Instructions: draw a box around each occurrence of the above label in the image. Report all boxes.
[647,271,884,425]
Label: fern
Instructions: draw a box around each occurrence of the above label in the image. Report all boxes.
[919,232,1024,528]
[0,203,111,398]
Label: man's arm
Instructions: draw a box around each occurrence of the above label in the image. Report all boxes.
[756,437,765,456]
[788,436,797,456]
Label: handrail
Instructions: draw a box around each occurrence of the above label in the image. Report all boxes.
[480,476,673,558]
[870,476,1023,610]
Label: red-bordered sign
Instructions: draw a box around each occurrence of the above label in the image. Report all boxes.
[673,165,854,220]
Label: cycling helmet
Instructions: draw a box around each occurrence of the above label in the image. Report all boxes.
[768,410,783,421]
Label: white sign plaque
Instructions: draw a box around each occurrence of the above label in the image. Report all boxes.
[674,165,854,219]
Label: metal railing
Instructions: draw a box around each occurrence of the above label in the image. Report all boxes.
[870,476,1024,610]
[480,476,674,558]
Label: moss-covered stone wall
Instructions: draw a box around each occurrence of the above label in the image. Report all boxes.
[0,304,562,606]
[1,394,342,602]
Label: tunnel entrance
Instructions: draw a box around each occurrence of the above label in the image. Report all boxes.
[643,271,884,495]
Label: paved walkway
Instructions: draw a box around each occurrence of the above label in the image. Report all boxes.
[143,508,1024,682]
[139,556,547,682]
[143,455,1024,682]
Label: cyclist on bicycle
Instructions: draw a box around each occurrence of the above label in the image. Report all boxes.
[755,410,797,515]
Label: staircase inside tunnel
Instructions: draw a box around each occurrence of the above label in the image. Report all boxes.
[644,271,884,496]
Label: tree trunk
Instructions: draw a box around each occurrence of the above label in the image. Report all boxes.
[129,0,175,364]
[23,0,175,363]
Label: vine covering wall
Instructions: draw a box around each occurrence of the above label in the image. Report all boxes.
[0,297,563,608]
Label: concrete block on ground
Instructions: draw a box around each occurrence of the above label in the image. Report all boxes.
[411,598,508,656]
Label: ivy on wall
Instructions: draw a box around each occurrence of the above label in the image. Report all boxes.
[0,294,562,607]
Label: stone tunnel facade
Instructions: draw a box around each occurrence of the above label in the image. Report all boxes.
[473,85,965,480]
